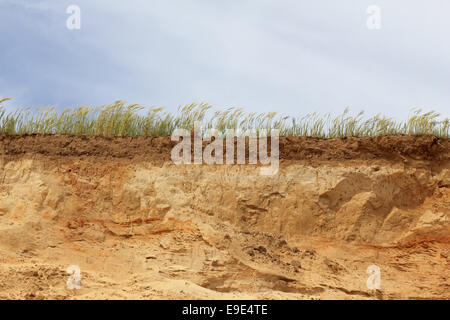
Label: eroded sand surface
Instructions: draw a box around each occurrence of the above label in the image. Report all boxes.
[0,135,448,299]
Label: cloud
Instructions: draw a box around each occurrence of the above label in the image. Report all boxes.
[0,0,449,120]
[1,0,52,11]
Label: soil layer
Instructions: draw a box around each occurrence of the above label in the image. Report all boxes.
[0,135,448,299]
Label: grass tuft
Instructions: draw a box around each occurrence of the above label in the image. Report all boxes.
[0,99,448,138]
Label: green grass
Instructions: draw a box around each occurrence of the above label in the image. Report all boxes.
[0,97,448,138]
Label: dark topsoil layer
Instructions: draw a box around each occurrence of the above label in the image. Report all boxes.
[0,134,448,164]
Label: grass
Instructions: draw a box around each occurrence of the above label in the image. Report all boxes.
[0,97,448,138]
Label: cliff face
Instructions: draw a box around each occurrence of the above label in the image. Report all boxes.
[0,135,448,299]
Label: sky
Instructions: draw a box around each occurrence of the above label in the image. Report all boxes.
[0,0,449,120]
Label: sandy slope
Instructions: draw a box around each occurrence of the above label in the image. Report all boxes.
[0,135,448,299]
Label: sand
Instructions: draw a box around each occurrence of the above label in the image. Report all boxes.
[0,134,448,299]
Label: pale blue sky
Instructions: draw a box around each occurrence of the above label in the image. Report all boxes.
[0,0,449,119]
